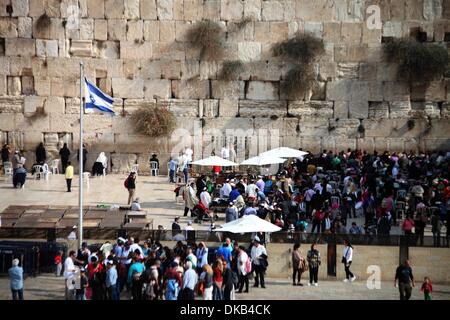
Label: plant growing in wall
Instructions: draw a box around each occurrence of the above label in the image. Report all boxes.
[131,104,176,137]
[219,60,245,81]
[186,20,225,61]
[384,38,449,82]
[273,32,325,100]
[36,13,52,32]
[26,106,47,124]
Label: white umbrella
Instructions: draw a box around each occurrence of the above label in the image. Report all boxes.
[218,215,281,233]
[240,155,287,166]
[191,156,238,167]
[260,147,308,158]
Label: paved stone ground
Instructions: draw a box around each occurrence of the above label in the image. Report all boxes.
[0,173,404,234]
[1,274,449,300]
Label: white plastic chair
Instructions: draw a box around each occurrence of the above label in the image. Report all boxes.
[3,162,13,182]
[33,165,43,180]
[150,161,159,176]
[50,159,60,174]
[42,163,52,180]
[83,172,90,189]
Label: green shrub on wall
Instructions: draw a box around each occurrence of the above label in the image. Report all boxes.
[384,38,449,81]
[131,104,176,137]
[219,60,245,81]
[186,20,224,61]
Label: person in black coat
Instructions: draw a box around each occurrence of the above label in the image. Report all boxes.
[77,144,88,171]
[222,260,235,300]
[59,143,71,173]
[35,142,46,164]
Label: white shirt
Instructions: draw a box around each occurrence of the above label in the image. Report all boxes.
[63,257,76,279]
[238,251,249,276]
[200,191,211,208]
[246,184,257,197]
[250,245,267,266]
[343,246,353,263]
[67,231,77,240]
[184,148,193,162]
[220,183,232,197]
[221,147,230,159]
[130,243,143,255]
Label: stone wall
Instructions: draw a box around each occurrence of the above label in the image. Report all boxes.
[1,0,449,173]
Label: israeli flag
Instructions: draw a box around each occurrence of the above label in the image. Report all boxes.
[84,78,115,115]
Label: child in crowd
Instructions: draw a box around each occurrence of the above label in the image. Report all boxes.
[54,251,63,277]
[420,277,433,300]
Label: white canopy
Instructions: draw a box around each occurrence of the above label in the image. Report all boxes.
[240,155,287,166]
[218,215,281,233]
[191,156,238,167]
[260,147,308,159]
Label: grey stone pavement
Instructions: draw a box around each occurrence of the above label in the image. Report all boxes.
[1,274,450,300]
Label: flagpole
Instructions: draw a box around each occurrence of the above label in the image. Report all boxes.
[78,61,84,249]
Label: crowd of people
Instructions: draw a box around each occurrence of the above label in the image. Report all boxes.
[177,149,450,247]
[61,236,268,301]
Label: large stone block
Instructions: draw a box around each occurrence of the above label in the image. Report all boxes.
[340,22,362,43]
[0,97,23,113]
[172,80,209,99]
[336,63,359,79]
[94,19,108,41]
[80,18,94,40]
[159,21,176,42]
[382,21,402,37]
[161,59,181,79]
[50,77,78,97]
[7,76,21,95]
[423,0,443,20]
[334,44,368,62]
[0,75,6,96]
[262,0,283,21]
[141,0,157,19]
[44,96,65,114]
[295,0,334,21]
[211,80,241,99]
[383,82,410,101]
[326,79,352,101]
[288,101,334,118]
[86,0,105,18]
[157,0,173,20]
[11,0,29,17]
[105,0,125,18]
[36,39,58,57]
[0,18,19,38]
[158,99,199,117]
[219,98,239,117]
[144,20,160,41]
[18,17,32,38]
[199,60,220,80]
[304,22,323,38]
[389,101,411,119]
[199,99,219,118]
[5,38,35,56]
[247,81,278,100]
[221,0,244,21]
[323,22,341,43]
[124,0,140,19]
[108,19,127,40]
[23,95,45,114]
[144,79,171,99]
[120,41,152,59]
[110,153,138,173]
[244,0,261,20]
[368,101,389,119]
[184,0,203,20]
[112,78,144,98]
[410,102,441,119]
[202,0,220,20]
[239,100,286,117]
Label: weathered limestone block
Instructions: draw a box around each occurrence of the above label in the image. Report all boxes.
[0,18,19,38]
[247,81,278,100]
[383,82,410,101]
[0,75,6,96]
[389,101,411,119]
[288,101,334,118]
[334,45,368,62]
[36,39,58,57]
[0,97,23,113]
[7,76,21,95]
[159,21,176,42]
[199,99,219,118]
[442,102,450,119]
[127,20,143,41]
[161,60,182,79]
[269,22,289,42]
[80,19,94,40]
[221,0,244,21]
[199,60,220,80]
[157,99,199,117]
[157,0,173,20]
[359,63,377,81]
[382,21,402,37]
[211,80,241,99]
[70,40,93,57]
[244,0,261,20]
[410,102,441,119]
[295,0,334,21]
[44,96,65,114]
[108,19,127,40]
[141,0,157,19]
[51,78,77,97]
[326,80,352,101]
[340,22,362,43]
[202,0,219,20]
[105,0,125,18]
[181,60,200,80]
[21,76,34,95]
[424,0,443,20]
[11,0,29,17]
[335,138,357,152]
[110,153,138,173]
[18,17,32,38]
[153,42,185,60]
[323,22,341,42]
[362,24,382,43]
[9,57,32,76]
[28,0,45,17]
[143,20,159,41]
[337,63,359,79]
[183,0,203,20]
[120,41,152,59]
[296,119,329,137]
[333,101,349,119]
[304,22,323,38]
[172,80,209,99]
[5,38,35,56]
[368,102,389,119]
[239,100,286,117]
[96,41,120,59]
[123,98,156,114]
[112,78,144,98]
[86,0,104,18]
[262,0,283,21]
[94,19,108,41]
[219,98,239,117]
[144,79,171,99]
[125,0,140,19]
[349,100,369,119]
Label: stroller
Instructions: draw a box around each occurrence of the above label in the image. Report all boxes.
[193,202,217,224]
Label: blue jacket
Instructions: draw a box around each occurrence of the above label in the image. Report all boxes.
[229,189,240,202]
[9,266,23,290]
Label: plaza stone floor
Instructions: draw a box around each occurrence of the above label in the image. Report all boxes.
[1,274,450,300]
[0,173,402,234]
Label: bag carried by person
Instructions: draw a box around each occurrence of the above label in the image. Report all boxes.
[124,177,130,189]
[197,281,204,296]
[245,256,252,274]
[300,258,309,272]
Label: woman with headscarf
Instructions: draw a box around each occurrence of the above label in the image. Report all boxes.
[35,142,46,164]
[92,152,108,176]
[59,143,71,173]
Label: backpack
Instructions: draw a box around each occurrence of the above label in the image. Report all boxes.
[165,279,180,301]
[245,256,252,274]
[124,177,130,189]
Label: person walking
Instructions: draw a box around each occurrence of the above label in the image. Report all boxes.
[9,259,24,300]
[395,260,415,300]
[307,243,321,286]
[431,213,443,247]
[168,157,177,183]
[59,143,71,173]
[125,172,137,205]
[64,250,78,300]
[1,143,11,166]
[183,182,198,217]
[420,277,433,300]
[291,243,304,286]
[199,264,214,300]
[251,237,267,288]
[236,246,249,293]
[181,261,198,300]
[77,144,88,171]
[65,161,74,192]
[222,260,236,301]
[342,240,356,282]
[75,268,88,300]
[105,260,118,300]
